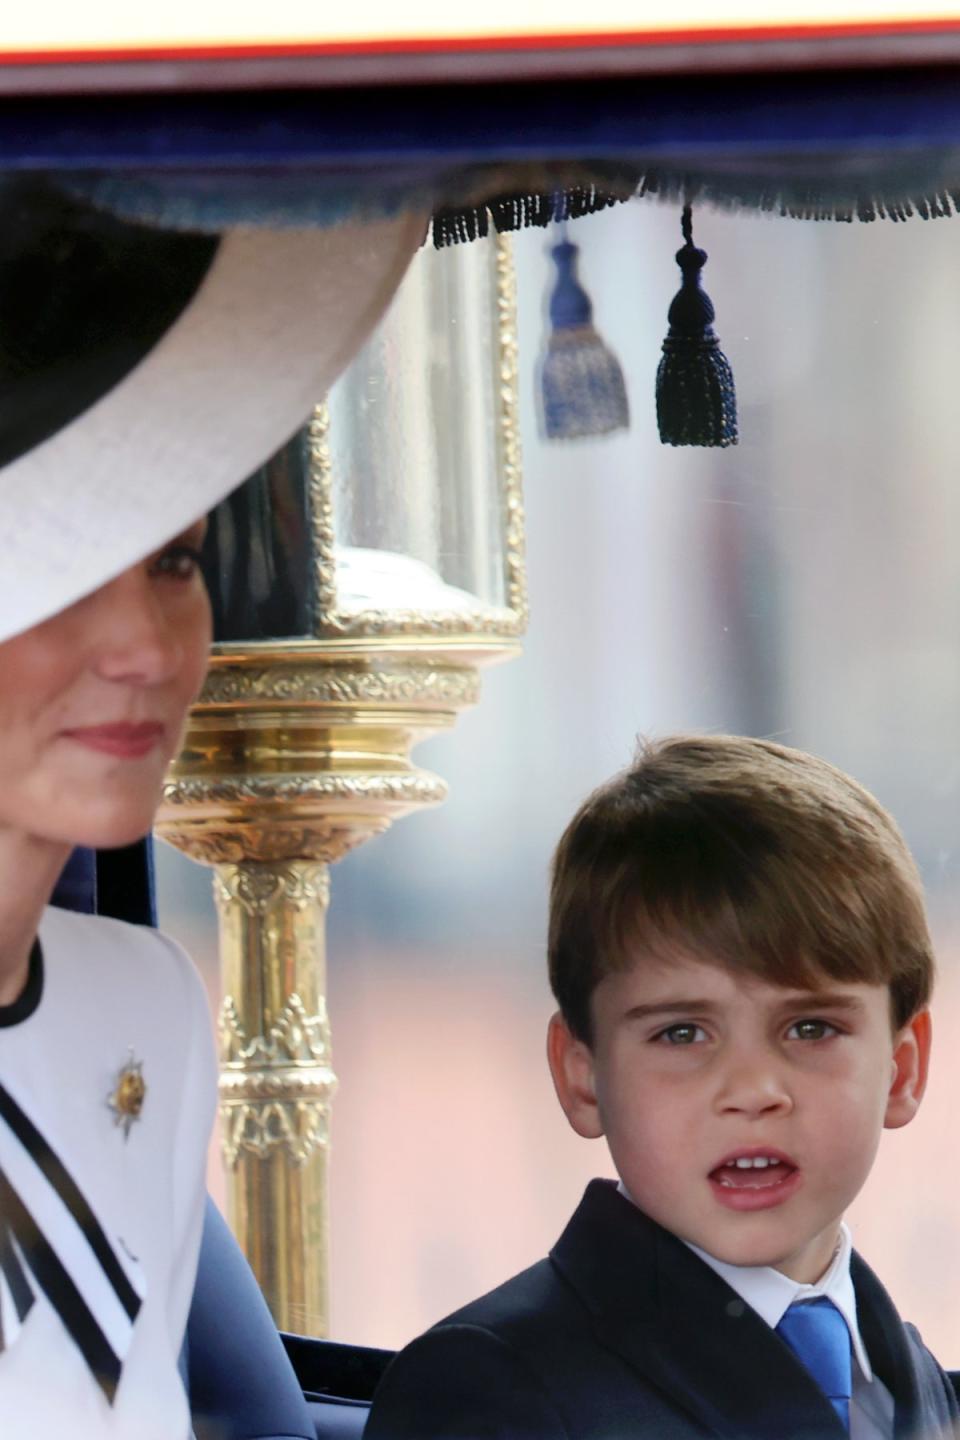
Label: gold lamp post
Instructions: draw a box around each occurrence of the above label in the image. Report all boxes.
[155,234,527,1336]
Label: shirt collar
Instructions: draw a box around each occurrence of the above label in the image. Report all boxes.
[684,1222,873,1382]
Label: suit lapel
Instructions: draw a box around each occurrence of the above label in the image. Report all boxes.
[551,1181,848,1440]
[852,1251,957,1439]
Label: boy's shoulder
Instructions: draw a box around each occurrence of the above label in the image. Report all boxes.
[364,1185,618,1440]
[365,1182,709,1440]
[365,1259,632,1440]
[424,1179,637,1346]
[436,1253,575,1341]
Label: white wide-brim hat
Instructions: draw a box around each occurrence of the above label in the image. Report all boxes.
[0,177,425,643]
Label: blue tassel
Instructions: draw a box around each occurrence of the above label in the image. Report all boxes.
[540,232,629,441]
[656,205,737,448]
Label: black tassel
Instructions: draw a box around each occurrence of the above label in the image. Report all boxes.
[540,231,629,441]
[656,205,737,448]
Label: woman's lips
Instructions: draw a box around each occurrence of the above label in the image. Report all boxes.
[708,1155,801,1212]
[61,723,166,758]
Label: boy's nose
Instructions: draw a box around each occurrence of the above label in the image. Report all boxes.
[714,1056,793,1118]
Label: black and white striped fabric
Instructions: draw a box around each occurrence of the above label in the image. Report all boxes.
[0,1054,145,1403]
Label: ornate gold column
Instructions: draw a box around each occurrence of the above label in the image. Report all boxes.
[156,650,489,1333]
[156,233,526,1335]
[216,859,335,1337]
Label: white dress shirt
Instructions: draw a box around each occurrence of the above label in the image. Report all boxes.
[686,1224,894,1440]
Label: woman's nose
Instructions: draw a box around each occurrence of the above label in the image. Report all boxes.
[89,570,183,685]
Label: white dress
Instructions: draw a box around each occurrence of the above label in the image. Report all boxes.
[0,905,216,1439]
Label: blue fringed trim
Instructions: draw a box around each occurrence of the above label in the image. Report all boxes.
[56,172,433,233]
[433,184,623,248]
[50,161,960,246]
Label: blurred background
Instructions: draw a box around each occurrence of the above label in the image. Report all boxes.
[156,196,960,1360]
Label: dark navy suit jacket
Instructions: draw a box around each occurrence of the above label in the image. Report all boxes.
[365,1179,959,1440]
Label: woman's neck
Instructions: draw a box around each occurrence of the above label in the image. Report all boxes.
[0,831,70,1004]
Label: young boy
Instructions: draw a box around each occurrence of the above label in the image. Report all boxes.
[365,734,957,1439]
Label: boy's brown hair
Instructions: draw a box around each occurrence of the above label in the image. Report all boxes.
[548,734,934,1043]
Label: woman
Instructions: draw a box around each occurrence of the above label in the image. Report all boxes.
[0,178,425,1436]
[0,520,215,1435]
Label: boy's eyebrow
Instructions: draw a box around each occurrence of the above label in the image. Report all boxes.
[621,993,870,1022]
[622,1001,720,1021]
[774,993,867,1014]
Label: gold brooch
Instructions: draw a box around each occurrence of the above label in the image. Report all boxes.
[107,1052,146,1139]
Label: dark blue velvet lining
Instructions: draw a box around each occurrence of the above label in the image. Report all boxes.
[49,843,156,928]
[1,68,960,171]
[49,847,97,916]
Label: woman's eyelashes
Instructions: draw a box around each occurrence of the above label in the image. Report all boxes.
[149,544,204,582]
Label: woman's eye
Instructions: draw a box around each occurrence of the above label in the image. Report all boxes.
[786,1018,838,1041]
[655,1023,707,1046]
[150,545,203,581]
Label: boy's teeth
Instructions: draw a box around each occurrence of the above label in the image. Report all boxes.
[715,1156,790,1189]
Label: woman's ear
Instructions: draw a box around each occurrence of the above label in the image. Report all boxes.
[884,1007,932,1130]
[546,1011,605,1139]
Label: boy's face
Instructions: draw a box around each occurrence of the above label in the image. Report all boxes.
[548,952,930,1284]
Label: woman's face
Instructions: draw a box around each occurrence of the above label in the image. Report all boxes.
[0,521,211,850]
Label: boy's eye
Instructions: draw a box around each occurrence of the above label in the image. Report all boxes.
[655,1023,707,1046]
[149,544,203,582]
[786,1018,838,1041]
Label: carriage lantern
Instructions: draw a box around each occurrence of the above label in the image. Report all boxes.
[155,232,527,1335]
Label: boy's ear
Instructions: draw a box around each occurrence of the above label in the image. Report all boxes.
[547,1011,605,1140]
[884,1007,932,1130]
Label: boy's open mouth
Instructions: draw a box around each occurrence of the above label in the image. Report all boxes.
[708,1149,800,1210]
[710,1155,796,1189]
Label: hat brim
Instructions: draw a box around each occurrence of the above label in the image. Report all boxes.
[0,211,425,643]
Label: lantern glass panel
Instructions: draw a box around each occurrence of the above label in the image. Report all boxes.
[324,236,507,618]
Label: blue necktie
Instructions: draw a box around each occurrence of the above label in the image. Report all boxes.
[776,1298,852,1433]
